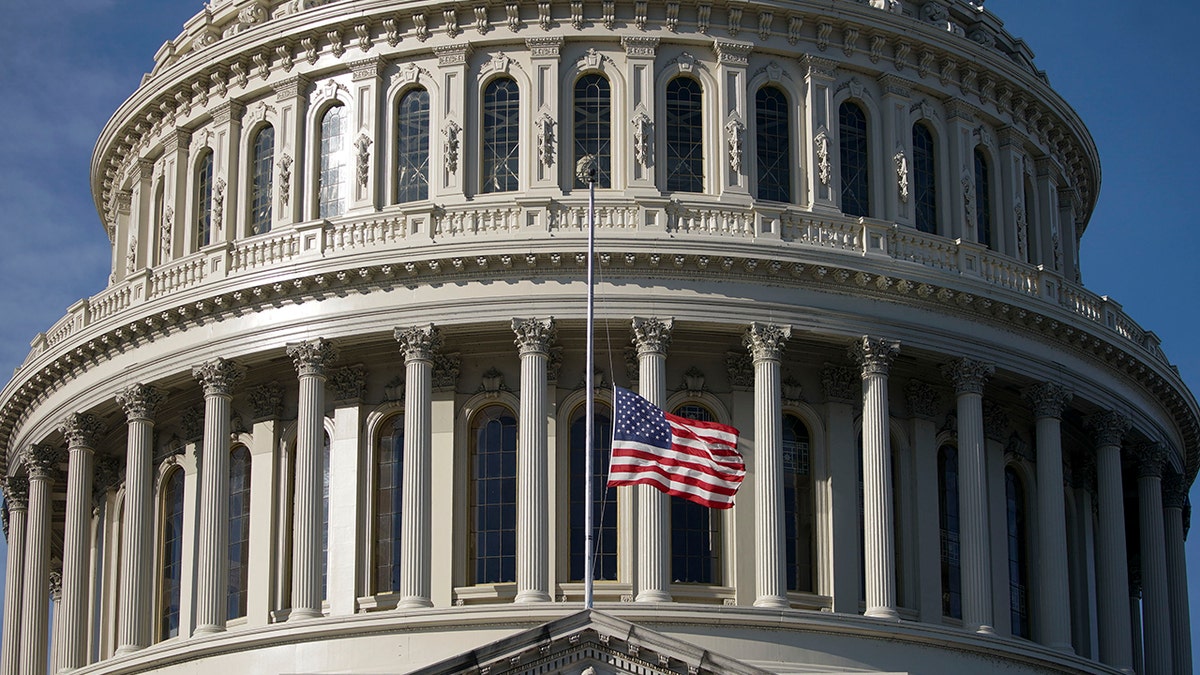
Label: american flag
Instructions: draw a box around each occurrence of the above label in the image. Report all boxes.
[606,386,744,509]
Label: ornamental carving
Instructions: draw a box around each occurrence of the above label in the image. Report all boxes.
[961,172,976,234]
[237,4,269,28]
[4,475,29,510]
[537,111,556,168]
[443,120,462,174]
[286,338,338,377]
[725,351,753,390]
[478,367,510,398]
[160,206,173,262]
[681,367,706,397]
[117,383,166,421]
[725,115,744,175]
[546,346,565,383]
[212,177,226,235]
[982,400,1008,442]
[60,412,105,449]
[821,365,857,403]
[506,3,520,31]
[1163,472,1187,509]
[354,133,372,188]
[278,153,293,209]
[894,149,909,203]
[249,382,284,420]
[941,358,993,395]
[1087,410,1130,448]
[24,444,63,481]
[91,455,123,513]
[744,322,791,362]
[782,376,804,405]
[180,405,204,443]
[49,572,62,602]
[905,380,939,419]
[329,365,367,401]
[1130,442,1168,479]
[631,317,672,356]
[432,352,462,391]
[1014,203,1028,261]
[850,336,900,377]
[814,131,831,186]
[384,376,405,402]
[194,358,246,396]
[1024,382,1072,419]
[395,324,443,362]
[512,317,557,356]
[126,235,137,274]
[631,110,652,169]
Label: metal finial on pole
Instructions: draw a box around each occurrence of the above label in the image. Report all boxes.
[576,154,598,610]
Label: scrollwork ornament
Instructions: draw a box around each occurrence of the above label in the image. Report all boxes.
[631,111,652,169]
[395,324,443,363]
[941,358,993,395]
[212,178,226,235]
[60,413,105,450]
[815,131,831,186]
[631,317,673,356]
[249,382,284,420]
[850,336,900,377]
[432,352,462,391]
[278,153,293,209]
[822,364,858,403]
[725,116,744,174]
[192,357,247,396]
[894,149,909,203]
[725,351,753,389]
[286,339,338,377]
[1087,410,1130,448]
[536,111,555,168]
[354,133,372,188]
[512,317,557,356]
[328,365,367,401]
[117,383,167,422]
[1025,382,1072,420]
[1131,442,1168,479]
[744,322,791,362]
[443,120,462,174]
[4,475,29,510]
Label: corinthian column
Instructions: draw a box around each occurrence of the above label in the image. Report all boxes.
[20,445,61,675]
[56,413,105,672]
[745,323,791,608]
[853,337,901,620]
[1089,411,1133,672]
[1,476,29,675]
[1162,471,1192,674]
[511,318,555,603]
[286,339,337,620]
[632,317,673,603]
[1024,382,1073,651]
[192,358,245,634]
[1132,442,1172,675]
[394,325,441,609]
[114,384,165,652]
[942,358,995,634]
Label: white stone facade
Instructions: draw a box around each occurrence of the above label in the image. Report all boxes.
[0,1,1194,674]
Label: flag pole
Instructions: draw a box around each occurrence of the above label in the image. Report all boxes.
[577,154,598,610]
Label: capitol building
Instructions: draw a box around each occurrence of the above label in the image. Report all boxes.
[0,0,1195,673]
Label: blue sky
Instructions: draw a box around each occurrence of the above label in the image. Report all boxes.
[0,0,1196,658]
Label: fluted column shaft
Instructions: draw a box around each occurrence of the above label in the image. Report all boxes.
[115,385,163,652]
[1162,473,1192,675]
[287,340,336,620]
[1091,411,1133,671]
[633,317,672,602]
[395,325,440,609]
[855,337,901,620]
[1026,383,1073,651]
[943,358,995,634]
[1133,444,1171,675]
[512,318,555,603]
[20,447,58,675]
[56,413,104,672]
[747,324,791,608]
[1,477,29,675]
[192,359,245,634]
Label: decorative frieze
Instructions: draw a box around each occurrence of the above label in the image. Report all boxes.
[714,39,753,66]
[620,35,658,58]
[286,339,338,377]
[525,36,563,58]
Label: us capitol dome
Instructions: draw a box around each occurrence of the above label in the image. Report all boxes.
[0,0,1194,673]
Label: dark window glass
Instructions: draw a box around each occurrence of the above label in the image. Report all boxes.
[975,147,992,248]
[396,88,430,203]
[912,123,937,234]
[471,405,518,583]
[195,151,214,249]
[319,105,347,218]
[938,445,962,619]
[321,432,330,599]
[671,404,720,584]
[376,415,404,593]
[159,469,185,639]
[665,77,704,193]
[482,78,520,193]
[570,404,616,581]
[1007,467,1031,638]
[839,102,870,217]
[755,85,792,203]
[783,414,813,592]
[227,446,251,620]
[250,126,274,235]
[573,74,612,189]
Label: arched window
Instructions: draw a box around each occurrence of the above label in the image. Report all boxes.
[1006,467,1031,638]
[194,151,214,249]
[321,432,331,600]
[250,125,274,235]
[665,77,704,193]
[671,403,720,584]
[375,415,404,593]
[319,105,348,218]
[938,445,961,619]
[470,405,518,584]
[573,74,612,189]
[839,102,870,217]
[159,468,185,640]
[395,88,430,203]
[755,85,791,203]
[482,77,520,193]
[974,147,992,248]
[912,123,937,234]
[570,404,616,581]
[227,446,251,620]
[783,414,813,592]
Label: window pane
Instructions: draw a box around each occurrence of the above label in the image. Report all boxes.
[482,78,520,193]
[938,445,961,619]
[396,88,430,203]
[376,415,404,593]
[319,105,347,218]
[974,147,992,248]
[195,152,214,249]
[839,102,870,217]
[227,447,251,620]
[1006,468,1030,638]
[569,405,616,581]
[250,126,274,235]
[665,77,704,193]
[160,470,185,639]
[573,74,612,189]
[755,86,791,203]
[912,123,937,234]
[783,414,812,592]
[471,406,518,583]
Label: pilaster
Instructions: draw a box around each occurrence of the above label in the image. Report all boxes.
[526,37,563,191]
[714,39,753,197]
[273,75,310,225]
[434,45,472,198]
[802,55,839,212]
[622,37,659,190]
[348,57,384,213]
[878,74,912,223]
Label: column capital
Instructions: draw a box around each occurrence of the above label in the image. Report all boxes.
[512,318,557,357]
[395,324,443,363]
[1130,442,1168,479]
[23,445,63,481]
[631,317,673,356]
[905,379,940,419]
[59,413,105,450]
[743,323,791,363]
[1087,410,1131,448]
[4,475,29,510]
[248,382,284,420]
[48,571,62,603]
[116,383,167,422]
[286,339,338,377]
[1024,382,1073,419]
[1162,471,1188,509]
[192,357,247,396]
[941,358,994,395]
[850,336,900,377]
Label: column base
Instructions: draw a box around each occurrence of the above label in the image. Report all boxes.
[192,624,227,636]
[113,645,145,656]
[1047,641,1075,654]
[973,624,996,635]
[635,589,672,603]
[513,590,553,604]
[753,595,790,609]
[864,606,901,620]
[396,596,434,610]
[286,608,324,622]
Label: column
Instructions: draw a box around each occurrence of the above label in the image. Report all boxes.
[942,358,995,634]
[191,358,246,634]
[944,99,978,241]
[1025,382,1073,651]
[348,57,384,212]
[621,37,659,192]
[20,445,60,675]
[633,317,673,602]
[1,476,29,675]
[853,337,901,620]
[511,318,555,603]
[1162,472,1192,674]
[55,413,104,672]
[273,75,309,225]
[1089,410,1133,671]
[209,101,243,243]
[1132,443,1172,675]
[286,339,337,620]
[395,325,442,609]
[744,323,791,608]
